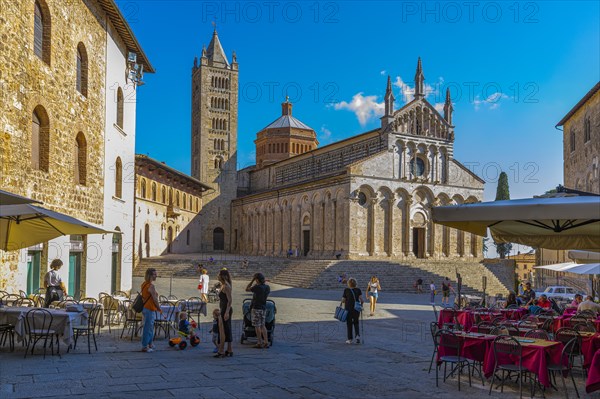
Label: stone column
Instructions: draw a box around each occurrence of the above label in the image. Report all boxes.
[368,198,377,256]
[310,202,315,256]
[272,207,276,255]
[332,199,337,252]
[288,205,293,252]
[280,206,285,255]
[388,194,396,256]
[404,199,412,257]
[321,201,325,256]
[297,205,303,254]
[432,148,438,183]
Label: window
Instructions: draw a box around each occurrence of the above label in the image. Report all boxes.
[31,105,50,171]
[74,132,87,185]
[34,0,51,64]
[196,198,199,212]
[182,193,187,209]
[151,182,157,201]
[357,192,367,206]
[175,191,180,207]
[570,130,575,152]
[584,117,591,142]
[186,230,190,245]
[140,179,147,198]
[116,87,124,129]
[115,157,122,198]
[410,157,425,177]
[161,186,166,203]
[76,43,88,96]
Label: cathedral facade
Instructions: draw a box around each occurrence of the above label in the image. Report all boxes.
[191,33,484,260]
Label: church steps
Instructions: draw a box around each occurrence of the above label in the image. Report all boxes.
[135,256,511,296]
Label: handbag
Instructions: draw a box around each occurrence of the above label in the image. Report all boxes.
[334,303,348,322]
[197,283,203,290]
[351,288,362,312]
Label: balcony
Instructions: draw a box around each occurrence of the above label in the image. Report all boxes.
[167,205,181,218]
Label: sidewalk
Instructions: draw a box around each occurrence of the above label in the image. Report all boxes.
[0,282,585,398]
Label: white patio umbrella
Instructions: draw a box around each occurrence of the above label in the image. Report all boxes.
[0,203,110,251]
[534,262,581,272]
[0,189,41,205]
[431,195,600,250]
[557,263,600,275]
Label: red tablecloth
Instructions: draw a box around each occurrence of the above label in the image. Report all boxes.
[497,308,528,320]
[586,351,600,393]
[582,333,600,369]
[595,319,600,333]
[484,339,564,387]
[563,307,578,316]
[437,333,494,364]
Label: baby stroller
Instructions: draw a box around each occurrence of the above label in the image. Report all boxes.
[240,299,276,346]
[207,283,221,303]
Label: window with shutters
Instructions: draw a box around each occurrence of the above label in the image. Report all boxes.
[76,43,88,97]
[34,1,51,64]
[74,132,87,185]
[31,105,50,172]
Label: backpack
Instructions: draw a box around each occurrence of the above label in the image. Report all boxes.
[132,283,151,313]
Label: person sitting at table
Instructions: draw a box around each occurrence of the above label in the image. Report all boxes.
[537,294,552,309]
[43,259,67,308]
[528,299,543,315]
[518,282,536,306]
[578,295,600,314]
[568,294,583,309]
[505,292,518,308]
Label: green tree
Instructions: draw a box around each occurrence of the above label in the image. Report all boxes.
[494,172,513,259]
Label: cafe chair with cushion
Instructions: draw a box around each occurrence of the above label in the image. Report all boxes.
[23,308,59,359]
[490,316,504,326]
[69,304,101,354]
[576,310,597,318]
[14,298,36,307]
[524,329,550,340]
[547,337,580,399]
[489,335,534,398]
[434,329,472,391]
[100,294,120,333]
[555,328,586,378]
[120,300,142,341]
[1,294,21,306]
[428,321,440,373]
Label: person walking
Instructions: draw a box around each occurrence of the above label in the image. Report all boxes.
[241,258,249,270]
[342,278,364,344]
[43,259,67,308]
[215,269,233,357]
[141,268,161,353]
[441,277,451,306]
[366,275,381,316]
[198,267,209,302]
[429,280,436,305]
[245,273,271,348]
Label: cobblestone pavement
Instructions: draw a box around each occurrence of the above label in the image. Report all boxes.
[0,279,589,398]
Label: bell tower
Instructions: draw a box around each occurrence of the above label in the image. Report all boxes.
[191,29,238,251]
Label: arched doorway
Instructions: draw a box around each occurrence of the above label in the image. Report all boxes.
[213,227,225,251]
[167,226,173,253]
[301,215,311,256]
[111,228,122,294]
[411,212,426,259]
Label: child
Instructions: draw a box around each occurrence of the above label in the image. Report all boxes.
[208,308,222,353]
[178,311,190,335]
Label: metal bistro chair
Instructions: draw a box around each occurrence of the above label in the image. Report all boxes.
[2,294,21,306]
[112,291,129,299]
[0,322,15,351]
[476,321,494,334]
[70,305,101,354]
[23,308,60,359]
[434,329,472,391]
[428,321,440,373]
[186,297,204,323]
[572,322,596,333]
[488,335,534,399]
[524,329,550,340]
[120,300,142,341]
[555,328,586,378]
[154,302,177,339]
[547,337,580,399]
[14,298,36,307]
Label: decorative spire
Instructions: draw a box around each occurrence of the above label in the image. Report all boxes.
[414,57,425,100]
[443,88,453,125]
[201,45,206,58]
[282,97,292,116]
[384,75,395,116]
[205,29,229,66]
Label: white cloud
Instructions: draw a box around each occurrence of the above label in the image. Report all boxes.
[434,103,445,113]
[380,70,386,76]
[473,92,510,111]
[319,125,334,144]
[392,75,444,103]
[332,93,384,126]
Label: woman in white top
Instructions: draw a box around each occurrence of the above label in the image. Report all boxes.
[366,276,381,316]
[43,259,67,307]
[198,267,209,302]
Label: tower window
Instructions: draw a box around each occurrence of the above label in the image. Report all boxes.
[34,0,51,65]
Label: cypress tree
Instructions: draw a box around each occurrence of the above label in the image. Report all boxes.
[494,172,512,258]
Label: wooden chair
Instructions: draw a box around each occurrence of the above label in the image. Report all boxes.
[488,335,534,398]
[434,329,472,391]
[23,308,59,359]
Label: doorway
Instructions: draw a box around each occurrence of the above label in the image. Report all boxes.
[302,230,310,256]
[26,251,41,295]
[412,227,426,258]
[68,253,81,297]
[213,227,225,251]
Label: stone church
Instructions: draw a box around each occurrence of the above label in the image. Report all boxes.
[192,31,484,260]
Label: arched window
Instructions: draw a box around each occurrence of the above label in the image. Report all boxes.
[151,182,157,201]
[225,99,229,110]
[223,120,227,130]
[168,188,173,205]
[182,193,187,210]
[74,132,87,185]
[161,186,166,203]
[31,105,50,172]
[570,130,576,152]
[140,178,146,198]
[76,43,88,96]
[116,87,124,129]
[115,157,122,198]
[584,117,591,142]
[175,191,180,207]
[189,195,193,210]
[34,0,51,64]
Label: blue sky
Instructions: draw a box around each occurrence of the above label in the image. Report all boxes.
[123,0,599,201]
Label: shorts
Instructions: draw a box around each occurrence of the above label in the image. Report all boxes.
[442,291,449,298]
[251,309,266,327]
[369,292,378,299]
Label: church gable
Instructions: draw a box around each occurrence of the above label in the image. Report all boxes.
[389,99,454,141]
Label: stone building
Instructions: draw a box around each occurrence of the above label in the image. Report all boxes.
[135,155,211,259]
[557,82,600,194]
[0,0,153,296]
[190,30,239,252]
[230,60,485,260]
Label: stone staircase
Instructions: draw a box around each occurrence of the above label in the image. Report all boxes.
[135,255,512,296]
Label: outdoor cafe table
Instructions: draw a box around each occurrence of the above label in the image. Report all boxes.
[483,337,564,388]
[0,306,87,347]
[165,299,207,317]
[553,315,600,332]
[586,350,600,393]
[496,308,528,320]
[581,332,600,369]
